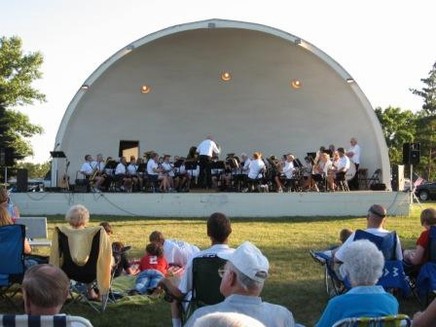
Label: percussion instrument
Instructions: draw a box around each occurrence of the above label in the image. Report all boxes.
[345,163,357,181]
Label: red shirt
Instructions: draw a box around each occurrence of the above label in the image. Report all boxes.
[416,229,430,264]
[138,254,168,275]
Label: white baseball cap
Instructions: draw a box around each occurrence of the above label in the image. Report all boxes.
[218,241,269,282]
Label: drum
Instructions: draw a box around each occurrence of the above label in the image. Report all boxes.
[346,163,357,181]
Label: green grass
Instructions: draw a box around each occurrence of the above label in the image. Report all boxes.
[2,203,435,326]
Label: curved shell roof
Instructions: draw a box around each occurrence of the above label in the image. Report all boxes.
[56,18,390,187]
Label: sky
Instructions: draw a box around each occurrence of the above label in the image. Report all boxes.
[1,0,435,164]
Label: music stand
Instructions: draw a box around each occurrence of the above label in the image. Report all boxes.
[50,151,66,158]
[104,160,118,170]
[210,161,225,170]
[184,160,198,170]
[306,152,316,160]
[173,159,184,168]
[137,163,147,173]
[293,158,303,168]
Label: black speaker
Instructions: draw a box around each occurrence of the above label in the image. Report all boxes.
[16,168,28,192]
[403,143,421,165]
[410,143,421,165]
[391,165,405,191]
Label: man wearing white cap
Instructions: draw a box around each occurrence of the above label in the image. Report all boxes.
[184,241,297,327]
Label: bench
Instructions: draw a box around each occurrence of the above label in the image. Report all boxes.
[15,217,52,247]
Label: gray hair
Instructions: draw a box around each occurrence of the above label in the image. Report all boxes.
[65,204,90,228]
[193,312,265,327]
[340,239,384,286]
[228,262,264,291]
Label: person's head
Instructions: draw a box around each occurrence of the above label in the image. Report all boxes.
[145,242,164,257]
[22,264,69,315]
[420,208,436,228]
[0,206,13,226]
[100,221,113,235]
[149,230,165,245]
[320,153,330,161]
[366,204,387,228]
[218,241,269,297]
[241,153,247,161]
[65,204,90,228]
[0,187,9,206]
[84,154,92,161]
[253,152,261,160]
[286,154,295,162]
[350,137,357,146]
[339,239,384,287]
[96,153,103,161]
[339,228,353,243]
[207,212,232,244]
[193,312,266,327]
[337,147,345,157]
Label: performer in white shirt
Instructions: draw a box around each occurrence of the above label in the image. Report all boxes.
[197,134,220,189]
[80,154,104,192]
[346,137,361,190]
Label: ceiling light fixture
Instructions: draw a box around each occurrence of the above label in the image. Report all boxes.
[141,85,152,94]
[290,79,302,89]
[221,71,232,82]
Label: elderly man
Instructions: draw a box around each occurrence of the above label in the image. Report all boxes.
[316,240,398,327]
[184,241,297,327]
[159,212,234,327]
[334,204,403,262]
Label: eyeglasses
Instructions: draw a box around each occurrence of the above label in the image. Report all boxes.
[218,267,227,278]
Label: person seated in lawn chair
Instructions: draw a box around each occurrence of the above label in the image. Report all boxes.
[184,241,299,327]
[22,264,92,326]
[158,212,234,327]
[316,240,399,327]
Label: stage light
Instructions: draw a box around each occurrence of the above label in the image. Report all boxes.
[141,85,152,94]
[221,71,232,81]
[80,84,89,90]
[290,79,302,89]
[346,78,355,84]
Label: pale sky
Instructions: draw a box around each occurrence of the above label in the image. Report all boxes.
[1,0,435,163]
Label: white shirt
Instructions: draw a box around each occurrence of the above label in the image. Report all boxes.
[283,160,295,179]
[127,163,138,175]
[248,159,266,179]
[197,139,220,157]
[241,158,251,174]
[161,162,175,177]
[337,155,351,172]
[347,144,361,164]
[163,239,200,268]
[115,162,127,175]
[80,161,94,175]
[147,159,159,175]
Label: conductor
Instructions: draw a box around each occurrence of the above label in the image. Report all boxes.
[197,134,220,189]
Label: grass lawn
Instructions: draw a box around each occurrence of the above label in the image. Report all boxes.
[2,203,434,326]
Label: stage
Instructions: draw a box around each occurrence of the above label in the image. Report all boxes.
[14,190,410,217]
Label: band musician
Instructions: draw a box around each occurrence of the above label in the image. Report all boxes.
[80,154,105,193]
[115,156,133,192]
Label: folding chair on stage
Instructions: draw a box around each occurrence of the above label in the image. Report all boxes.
[0,314,93,327]
[331,314,411,327]
[0,224,25,308]
[50,226,113,312]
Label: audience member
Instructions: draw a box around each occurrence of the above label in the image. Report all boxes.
[159,212,234,327]
[334,204,403,262]
[413,297,436,327]
[129,242,168,295]
[22,264,92,326]
[50,204,113,301]
[149,230,200,269]
[0,187,20,221]
[193,312,266,327]
[100,221,138,277]
[403,208,436,277]
[184,241,297,327]
[0,206,36,267]
[315,240,398,327]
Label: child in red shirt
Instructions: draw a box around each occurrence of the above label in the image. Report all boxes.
[131,242,168,295]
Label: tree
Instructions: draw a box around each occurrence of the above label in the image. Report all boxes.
[374,106,417,164]
[0,36,45,165]
[410,61,436,117]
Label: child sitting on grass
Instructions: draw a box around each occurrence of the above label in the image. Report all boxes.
[129,242,168,296]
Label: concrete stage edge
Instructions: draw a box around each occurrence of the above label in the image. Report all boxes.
[15,191,410,217]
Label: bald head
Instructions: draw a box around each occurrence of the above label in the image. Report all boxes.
[367,204,387,227]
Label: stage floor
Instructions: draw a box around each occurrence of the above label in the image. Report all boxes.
[14,190,410,217]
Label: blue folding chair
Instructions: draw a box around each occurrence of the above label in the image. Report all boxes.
[415,226,436,305]
[0,224,26,307]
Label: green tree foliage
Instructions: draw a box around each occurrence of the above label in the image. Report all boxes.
[17,161,50,179]
[410,61,436,117]
[374,106,416,164]
[0,36,45,165]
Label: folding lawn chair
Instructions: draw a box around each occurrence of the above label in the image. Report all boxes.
[0,224,25,308]
[0,314,93,327]
[50,226,113,312]
[331,314,411,327]
[415,225,436,306]
[180,255,227,324]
